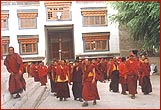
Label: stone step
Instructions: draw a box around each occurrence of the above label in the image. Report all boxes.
[1,75,42,109]
[19,85,47,108]
[1,73,33,105]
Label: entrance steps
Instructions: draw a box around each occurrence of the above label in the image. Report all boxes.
[1,73,47,109]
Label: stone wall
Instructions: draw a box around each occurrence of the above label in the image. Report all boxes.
[119,26,142,57]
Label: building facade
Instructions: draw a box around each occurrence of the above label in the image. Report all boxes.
[1,1,120,63]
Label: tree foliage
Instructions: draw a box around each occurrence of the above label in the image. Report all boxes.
[110,1,160,56]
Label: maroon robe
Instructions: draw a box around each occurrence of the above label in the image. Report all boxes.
[100,61,107,80]
[4,53,26,94]
[66,64,73,83]
[82,64,100,101]
[126,59,139,95]
[72,65,83,99]
[107,60,114,79]
[33,64,40,82]
[139,62,152,94]
[38,65,48,85]
[29,63,35,77]
[138,60,144,86]
[56,65,70,99]
[95,62,105,82]
[109,61,119,92]
[118,62,128,93]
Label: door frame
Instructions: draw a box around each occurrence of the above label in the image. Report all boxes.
[44,24,75,63]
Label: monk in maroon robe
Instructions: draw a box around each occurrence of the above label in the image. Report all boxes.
[100,58,107,80]
[4,47,26,98]
[138,54,146,86]
[126,53,139,99]
[107,58,114,80]
[66,59,73,84]
[108,57,120,92]
[38,62,48,86]
[95,59,106,82]
[82,59,100,107]
[118,57,128,95]
[55,60,70,101]
[139,58,152,95]
[29,62,35,77]
[71,60,83,102]
[47,61,57,94]
[33,62,40,82]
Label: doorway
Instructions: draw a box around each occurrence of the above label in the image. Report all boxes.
[45,25,74,62]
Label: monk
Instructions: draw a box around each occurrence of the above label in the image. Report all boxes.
[48,61,58,94]
[96,58,106,82]
[4,47,26,99]
[138,54,146,86]
[108,57,120,92]
[107,58,114,81]
[126,52,139,99]
[71,60,83,102]
[38,62,48,86]
[55,60,70,101]
[33,62,40,82]
[118,57,128,95]
[82,59,100,107]
[99,58,107,81]
[139,57,152,95]
[66,59,73,84]
[29,62,35,77]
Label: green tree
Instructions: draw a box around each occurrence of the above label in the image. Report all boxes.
[110,1,160,56]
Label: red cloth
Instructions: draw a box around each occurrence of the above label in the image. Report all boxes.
[29,64,35,77]
[139,62,150,78]
[118,62,128,93]
[118,62,128,78]
[38,65,48,85]
[95,63,104,81]
[126,59,138,95]
[33,64,40,81]
[4,53,26,94]
[4,53,24,74]
[38,65,47,77]
[67,64,73,82]
[82,64,100,101]
[47,65,52,79]
[56,65,68,80]
[139,62,151,86]
[82,80,100,101]
[107,61,114,78]
[126,59,139,75]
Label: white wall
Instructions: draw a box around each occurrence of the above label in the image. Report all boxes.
[107,3,120,54]
[72,1,84,56]
[73,2,120,56]
[1,3,47,60]
[1,1,120,61]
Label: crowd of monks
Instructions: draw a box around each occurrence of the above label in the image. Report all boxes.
[24,51,152,107]
[4,47,152,107]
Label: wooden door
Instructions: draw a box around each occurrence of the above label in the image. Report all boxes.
[48,31,74,61]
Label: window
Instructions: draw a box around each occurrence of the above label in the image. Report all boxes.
[44,1,72,21]
[17,35,39,55]
[17,9,38,29]
[81,7,107,26]
[20,18,36,29]
[83,16,105,26]
[82,32,110,52]
[1,11,9,30]
[2,36,10,55]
